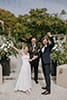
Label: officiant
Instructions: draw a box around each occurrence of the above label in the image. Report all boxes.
[28,37,40,84]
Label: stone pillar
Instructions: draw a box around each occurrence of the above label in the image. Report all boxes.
[0,64,2,84]
[56,64,67,88]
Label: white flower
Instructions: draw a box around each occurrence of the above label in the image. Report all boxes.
[55,48,59,51]
[7,41,9,44]
[7,46,10,48]
[0,43,5,49]
[52,44,57,50]
[4,48,8,52]
[8,43,11,47]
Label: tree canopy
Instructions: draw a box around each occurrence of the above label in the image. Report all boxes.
[0,8,67,43]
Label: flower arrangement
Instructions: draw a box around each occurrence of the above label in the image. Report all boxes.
[50,35,67,65]
[0,36,16,61]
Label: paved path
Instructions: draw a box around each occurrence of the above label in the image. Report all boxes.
[0,56,67,100]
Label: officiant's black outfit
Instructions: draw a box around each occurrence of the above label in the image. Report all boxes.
[40,36,54,93]
[28,42,40,84]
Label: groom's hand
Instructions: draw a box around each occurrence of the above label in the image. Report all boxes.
[47,32,52,37]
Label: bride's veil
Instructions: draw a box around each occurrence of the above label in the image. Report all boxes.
[15,48,23,82]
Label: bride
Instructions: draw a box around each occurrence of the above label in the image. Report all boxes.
[11,42,37,93]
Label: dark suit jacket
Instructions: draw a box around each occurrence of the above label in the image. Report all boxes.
[40,36,55,64]
[28,42,40,61]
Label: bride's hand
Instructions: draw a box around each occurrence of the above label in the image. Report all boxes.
[10,41,14,48]
[29,59,32,62]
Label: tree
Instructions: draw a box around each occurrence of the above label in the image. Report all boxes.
[60,9,66,15]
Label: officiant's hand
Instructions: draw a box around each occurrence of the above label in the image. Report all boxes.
[29,56,38,62]
[32,55,38,60]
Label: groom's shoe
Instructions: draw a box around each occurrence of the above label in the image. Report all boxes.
[41,86,47,90]
[41,90,50,95]
[44,91,50,95]
[35,80,38,84]
[34,80,38,84]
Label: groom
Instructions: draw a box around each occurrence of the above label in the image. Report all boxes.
[41,32,55,95]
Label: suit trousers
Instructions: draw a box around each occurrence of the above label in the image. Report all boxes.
[31,60,39,81]
[42,63,51,92]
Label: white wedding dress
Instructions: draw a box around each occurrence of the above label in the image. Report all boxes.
[14,53,31,92]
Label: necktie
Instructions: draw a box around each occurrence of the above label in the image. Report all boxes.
[42,46,45,53]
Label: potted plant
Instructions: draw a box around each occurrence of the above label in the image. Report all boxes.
[50,36,66,76]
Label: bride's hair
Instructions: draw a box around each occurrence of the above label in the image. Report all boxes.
[22,43,28,49]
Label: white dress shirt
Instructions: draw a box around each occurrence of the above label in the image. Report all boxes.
[41,45,47,53]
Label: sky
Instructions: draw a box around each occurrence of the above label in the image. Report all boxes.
[0,0,67,16]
